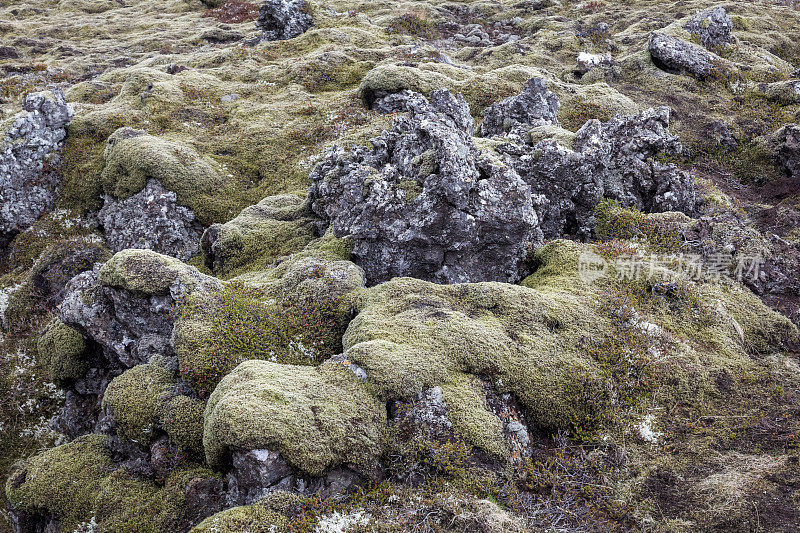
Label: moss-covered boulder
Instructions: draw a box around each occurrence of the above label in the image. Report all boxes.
[95,466,222,533]
[99,247,220,297]
[102,364,175,444]
[203,360,386,476]
[343,277,605,442]
[100,127,230,225]
[37,318,90,386]
[200,194,317,278]
[5,435,113,532]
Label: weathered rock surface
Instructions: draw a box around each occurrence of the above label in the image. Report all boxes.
[648,32,727,78]
[99,179,203,261]
[776,124,800,180]
[478,77,559,138]
[257,0,313,41]
[685,6,733,49]
[499,106,696,238]
[309,89,542,285]
[0,89,73,244]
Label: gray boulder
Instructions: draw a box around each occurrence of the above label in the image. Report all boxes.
[98,178,203,261]
[0,89,73,244]
[257,0,313,41]
[500,106,696,238]
[478,77,559,138]
[685,6,733,50]
[648,32,727,79]
[58,249,221,368]
[309,89,542,285]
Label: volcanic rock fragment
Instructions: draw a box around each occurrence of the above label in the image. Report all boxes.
[685,6,733,49]
[99,179,203,261]
[648,32,728,79]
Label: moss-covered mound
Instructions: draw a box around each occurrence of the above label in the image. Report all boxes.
[203,359,386,476]
[201,194,318,278]
[99,247,220,297]
[37,318,89,386]
[100,128,232,225]
[5,435,113,531]
[102,363,176,444]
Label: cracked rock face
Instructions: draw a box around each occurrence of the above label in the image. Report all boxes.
[493,106,696,239]
[478,77,559,138]
[648,32,726,79]
[257,0,313,41]
[685,6,733,50]
[0,88,73,243]
[308,89,542,285]
[99,179,203,261]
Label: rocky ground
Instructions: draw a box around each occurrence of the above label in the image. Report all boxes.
[1,0,799,531]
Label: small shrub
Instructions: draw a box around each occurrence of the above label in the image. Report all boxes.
[178,282,343,397]
[593,199,682,254]
[386,10,440,39]
[202,1,259,24]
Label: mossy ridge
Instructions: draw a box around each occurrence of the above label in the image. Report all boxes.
[203,359,387,476]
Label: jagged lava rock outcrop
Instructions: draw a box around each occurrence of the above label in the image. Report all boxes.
[685,6,733,50]
[257,0,313,41]
[308,89,542,285]
[0,88,72,245]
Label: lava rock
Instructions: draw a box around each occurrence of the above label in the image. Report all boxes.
[257,0,313,41]
[99,179,203,261]
[478,77,559,138]
[58,250,221,368]
[648,32,727,79]
[685,6,733,50]
[776,124,800,180]
[309,88,542,285]
[500,106,696,239]
[0,89,73,243]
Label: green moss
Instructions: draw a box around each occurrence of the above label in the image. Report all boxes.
[100,127,235,225]
[343,276,605,443]
[99,248,217,296]
[158,395,205,457]
[593,199,682,254]
[37,318,89,385]
[202,194,317,278]
[5,435,112,531]
[102,364,175,445]
[203,359,386,476]
[95,466,218,533]
[191,491,304,533]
